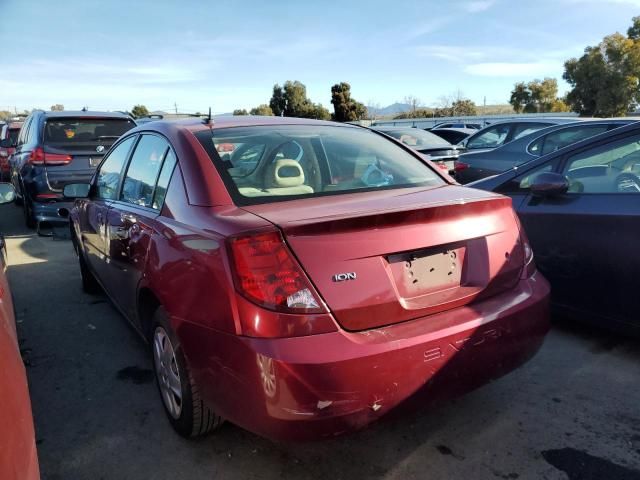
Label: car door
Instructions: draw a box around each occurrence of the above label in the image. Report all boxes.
[507,131,640,329]
[105,134,176,323]
[81,136,137,283]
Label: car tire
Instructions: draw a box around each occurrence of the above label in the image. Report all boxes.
[77,248,101,294]
[151,307,223,438]
[22,196,35,229]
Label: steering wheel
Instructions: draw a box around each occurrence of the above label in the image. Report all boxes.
[615,173,640,193]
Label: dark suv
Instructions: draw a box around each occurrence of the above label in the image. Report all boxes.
[9,111,136,229]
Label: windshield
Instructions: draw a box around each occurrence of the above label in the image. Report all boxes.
[44,118,135,149]
[376,128,451,147]
[196,125,445,205]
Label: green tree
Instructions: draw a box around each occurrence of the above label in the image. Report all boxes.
[50,104,64,111]
[269,80,330,119]
[509,82,531,113]
[250,104,274,116]
[131,105,150,118]
[450,99,477,116]
[564,19,640,116]
[269,84,286,116]
[233,109,248,116]
[330,82,367,121]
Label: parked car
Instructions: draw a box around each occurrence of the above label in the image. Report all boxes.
[429,127,475,145]
[9,110,136,230]
[66,116,549,441]
[0,183,40,480]
[372,126,464,172]
[468,121,640,335]
[461,118,582,153]
[455,119,633,184]
[431,122,482,130]
[134,114,164,125]
[0,121,22,181]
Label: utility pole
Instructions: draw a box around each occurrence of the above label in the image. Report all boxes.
[174,102,178,115]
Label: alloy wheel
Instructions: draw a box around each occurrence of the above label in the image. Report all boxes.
[153,327,183,419]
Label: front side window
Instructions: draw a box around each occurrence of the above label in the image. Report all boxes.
[196,125,445,206]
[96,136,136,200]
[528,125,610,156]
[563,134,640,194]
[121,135,168,207]
[467,124,510,149]
[511,122,551,141]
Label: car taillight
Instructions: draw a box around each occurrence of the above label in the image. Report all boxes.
[228,231,325,314]
[454,160,469,172]
[29,147,72,165]
[514,214,536,279]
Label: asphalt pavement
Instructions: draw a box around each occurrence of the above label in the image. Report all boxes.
[2,203,639,480]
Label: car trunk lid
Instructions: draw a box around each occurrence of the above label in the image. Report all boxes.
[242,186,525,331]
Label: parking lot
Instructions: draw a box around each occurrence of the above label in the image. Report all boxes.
[0,204,637,480]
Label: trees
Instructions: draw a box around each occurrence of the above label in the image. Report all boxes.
[268,80,330,119]
[50,104,64,111]
[233,109,248,115]
[131,105,150,118]
[509,78,561,113]
[330,82,367,122]
[563,17,640,116]
[250,104,274,116]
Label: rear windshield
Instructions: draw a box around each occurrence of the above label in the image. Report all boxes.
[44,118,135,149]
[376,128,451,147]
[195,125,445,205]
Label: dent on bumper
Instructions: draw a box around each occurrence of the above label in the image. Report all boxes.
[179,272,550,441]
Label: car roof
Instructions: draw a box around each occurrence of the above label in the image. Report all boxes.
[37,110,133,119]
[131,115,358,136]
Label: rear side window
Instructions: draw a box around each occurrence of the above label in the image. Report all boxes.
[44,118,135,151]
[121,135,168,208]
[96,136,136,200]
[528,125,610,156]
[152,149,177,209]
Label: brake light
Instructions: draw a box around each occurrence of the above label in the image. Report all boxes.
[514,215,536,279]
[454,160,469,172]
[228,231,325,314]
[29,147,72,166]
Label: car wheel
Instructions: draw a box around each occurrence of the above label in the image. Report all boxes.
[22,196,35,229]
[77,246,101,294]
[151,307,223,437]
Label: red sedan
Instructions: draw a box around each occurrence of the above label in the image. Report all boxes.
[66,116,549,441]
[0,183,40,479]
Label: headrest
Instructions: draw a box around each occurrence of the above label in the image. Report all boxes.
[266,159,305,188]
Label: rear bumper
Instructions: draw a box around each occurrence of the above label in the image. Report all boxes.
[179,272,550,441]
[31,200,72,226]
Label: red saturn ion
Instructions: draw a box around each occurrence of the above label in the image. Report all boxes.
[66,116,549,441]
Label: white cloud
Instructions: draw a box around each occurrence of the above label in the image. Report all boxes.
[564,0,640,5]
[463,0,496,12]
[464,61,562,77]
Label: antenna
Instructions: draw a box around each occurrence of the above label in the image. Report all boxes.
[204,107,214,127]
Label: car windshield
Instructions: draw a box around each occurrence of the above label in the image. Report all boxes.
[44,118,135,149]
[377,128,451,147]
[196,125,445,205]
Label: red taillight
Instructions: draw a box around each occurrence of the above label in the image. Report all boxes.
[454,160,469,172]
[228,231,325,314]
[29,147,72,166]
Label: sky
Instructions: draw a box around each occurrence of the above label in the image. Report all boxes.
[1,0,639,114]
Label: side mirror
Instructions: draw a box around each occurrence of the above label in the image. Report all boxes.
[530,172,569,197]
[63,183,91,199]
[0,183,15,204]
